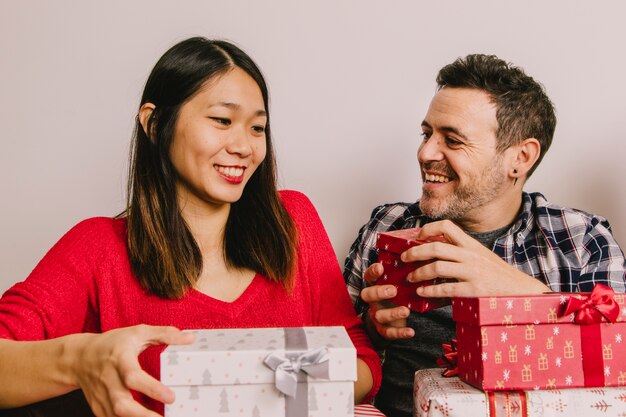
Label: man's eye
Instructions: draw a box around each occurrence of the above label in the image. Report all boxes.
[210,117,231,126]
[445,137,463,147]
[420,131,432,141]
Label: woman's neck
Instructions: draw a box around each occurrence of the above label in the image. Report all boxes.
[177,193,231,256]
[177,194,256,302]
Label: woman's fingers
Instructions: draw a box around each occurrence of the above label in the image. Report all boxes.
[74,325,195,417]
[134,325,195,350]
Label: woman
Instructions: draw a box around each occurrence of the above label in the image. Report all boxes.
[0,37,381,416]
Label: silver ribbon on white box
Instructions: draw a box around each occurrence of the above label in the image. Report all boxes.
[263,328,331,416]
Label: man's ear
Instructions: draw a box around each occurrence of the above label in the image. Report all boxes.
[510,138,541,181]
[138,103,156,141]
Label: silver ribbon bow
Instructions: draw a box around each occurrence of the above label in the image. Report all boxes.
[263,346,330,397]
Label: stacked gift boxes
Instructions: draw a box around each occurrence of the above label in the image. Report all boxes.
[161,326,356,417]
[414,367,626,417]
[376,228,449,313]
[451,289,626,391]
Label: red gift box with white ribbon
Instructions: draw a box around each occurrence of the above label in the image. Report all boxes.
[452,285,626,391]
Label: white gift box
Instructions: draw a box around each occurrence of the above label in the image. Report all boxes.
[161,326,356,417]
[414,368,626,417]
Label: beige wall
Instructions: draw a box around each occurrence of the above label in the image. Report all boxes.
[1,0,625,293]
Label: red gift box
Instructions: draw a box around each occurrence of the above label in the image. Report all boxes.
[452,286,626,391]
[375,228,449,313]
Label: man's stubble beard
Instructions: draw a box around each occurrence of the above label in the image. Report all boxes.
[419,154,506,221]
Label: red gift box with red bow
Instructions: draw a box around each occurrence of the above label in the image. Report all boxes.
[375,228,449,313]
[452,285,626,391]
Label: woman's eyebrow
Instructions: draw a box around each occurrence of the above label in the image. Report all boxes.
[208,102,267,117]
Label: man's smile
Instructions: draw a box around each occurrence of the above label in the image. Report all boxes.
[424,172,451,183]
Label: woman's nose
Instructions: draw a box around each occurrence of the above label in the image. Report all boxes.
[225,125,253,157]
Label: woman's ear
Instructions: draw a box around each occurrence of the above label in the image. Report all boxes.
[510,138,541,182]
[138,103,156,141]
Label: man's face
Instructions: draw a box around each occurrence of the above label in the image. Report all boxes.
[418,87,509,223]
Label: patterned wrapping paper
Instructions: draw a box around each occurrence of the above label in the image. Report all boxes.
[375,228,449,313]
[414,367,626,417]
[161,326,356,417]
[451,292,626,391]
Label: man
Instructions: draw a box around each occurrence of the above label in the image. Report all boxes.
[344,54,626,417]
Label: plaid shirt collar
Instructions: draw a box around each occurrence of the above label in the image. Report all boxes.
[510,192,536,244]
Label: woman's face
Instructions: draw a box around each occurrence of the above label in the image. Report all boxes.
[169,67,267,212]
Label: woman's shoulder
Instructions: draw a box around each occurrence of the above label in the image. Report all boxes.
[21,217,129,292]
[57,216,127,250]
[278,189,316,214]
[278,189,311,204]
[68,216,126,235]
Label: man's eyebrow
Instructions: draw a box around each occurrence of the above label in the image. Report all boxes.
[209,102,267,117]
[421,120,468,140]
[441,126,468,140]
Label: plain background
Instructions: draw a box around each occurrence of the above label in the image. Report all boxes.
[1,1,625,294]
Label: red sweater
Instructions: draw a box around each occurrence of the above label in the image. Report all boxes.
[0,190,381,412]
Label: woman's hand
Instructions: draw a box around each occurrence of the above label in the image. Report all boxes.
[69,325,194,417]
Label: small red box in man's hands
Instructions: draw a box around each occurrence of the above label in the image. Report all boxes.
[375,228,450,313]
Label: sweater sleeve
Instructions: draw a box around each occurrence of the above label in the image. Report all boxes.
[0,218,110,340]
[279,190,382,403]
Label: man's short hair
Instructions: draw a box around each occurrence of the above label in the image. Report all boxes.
[436,54,556,177]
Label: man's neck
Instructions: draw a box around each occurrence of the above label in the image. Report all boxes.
[456,191,523,233]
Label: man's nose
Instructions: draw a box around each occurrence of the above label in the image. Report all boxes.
[418,135,445,163]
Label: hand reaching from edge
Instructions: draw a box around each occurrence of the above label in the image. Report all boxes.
[70,325,194,417]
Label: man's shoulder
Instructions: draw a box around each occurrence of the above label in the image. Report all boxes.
[366,201,422,226]
[526,192,612,234]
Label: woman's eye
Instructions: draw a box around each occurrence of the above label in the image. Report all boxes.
[252,125,266,134]
[210,117,231,126]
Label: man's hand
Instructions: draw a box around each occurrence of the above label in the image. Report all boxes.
[69,325,195,417]
[405,220,551,297]
[360,263,415,341]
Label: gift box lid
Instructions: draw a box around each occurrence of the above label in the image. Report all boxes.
[160,326,356,387]
[452,292,626,326]
[376,228,445,255]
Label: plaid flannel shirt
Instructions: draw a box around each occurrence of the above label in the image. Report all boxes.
[344,191,626,315]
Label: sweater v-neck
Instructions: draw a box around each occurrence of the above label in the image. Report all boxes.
[186,273,266,317]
